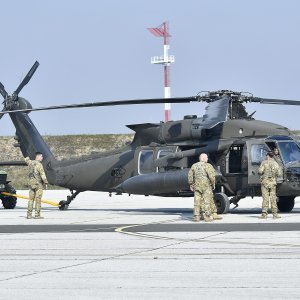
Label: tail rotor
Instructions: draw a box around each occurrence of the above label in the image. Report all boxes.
[0,61,39,119]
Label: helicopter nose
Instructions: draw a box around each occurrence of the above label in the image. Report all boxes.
[280,165,300,193]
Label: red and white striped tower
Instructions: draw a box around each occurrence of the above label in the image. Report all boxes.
[148,21,175,122]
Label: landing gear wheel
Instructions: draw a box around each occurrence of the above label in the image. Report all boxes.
[214,192,230,214]
[59,200,69,211]
[277,196,295,212]
[1,183,17,209]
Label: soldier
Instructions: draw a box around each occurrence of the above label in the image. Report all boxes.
[273,148,283,167]
[258,151,282,219]
[25,152,48,219]
[188,153,222,222]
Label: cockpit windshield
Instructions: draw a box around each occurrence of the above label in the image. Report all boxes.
[277,141,300,164]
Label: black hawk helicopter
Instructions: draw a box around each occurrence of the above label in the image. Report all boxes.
[1,61,300,213]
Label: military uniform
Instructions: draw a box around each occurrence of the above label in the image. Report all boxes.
[258,158,282,218]
[188,161,216,222]
[25,157,48,218]
[274,154,284,168]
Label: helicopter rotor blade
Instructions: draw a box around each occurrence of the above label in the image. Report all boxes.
[0,108,6,120]
[0,96,200,115]
[13,61,39,97]
[252,97,300,106]
[2,94,300,116]
[0,82,8,99]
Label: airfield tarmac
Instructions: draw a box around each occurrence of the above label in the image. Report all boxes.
[0,191,299,299]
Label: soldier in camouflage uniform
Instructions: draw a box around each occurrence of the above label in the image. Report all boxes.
[25,152,48,219]
[258,151,282,219]
[188,153,222,222]
[273,148,284,168]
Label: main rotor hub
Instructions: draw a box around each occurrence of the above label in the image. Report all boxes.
[197,90,253,103]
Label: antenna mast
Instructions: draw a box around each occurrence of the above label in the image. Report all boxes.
[148,21,175,122]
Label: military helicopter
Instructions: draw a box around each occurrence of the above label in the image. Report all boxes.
[1,61,300,213]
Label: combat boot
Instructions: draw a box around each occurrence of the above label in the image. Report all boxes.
[273,214,281,219]
[259,214,267,219]
[26,215,32,219]
[204,215,213,222]
[193,216,200,222]
[212,213,223,220]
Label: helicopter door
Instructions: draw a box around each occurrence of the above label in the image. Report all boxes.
[226,144,247,174]
[246,140,269,185]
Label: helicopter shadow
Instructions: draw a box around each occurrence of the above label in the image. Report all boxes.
[10,205,300,221]
[229,207,300,217]
[57,206,300,222]
[63,207,192,215]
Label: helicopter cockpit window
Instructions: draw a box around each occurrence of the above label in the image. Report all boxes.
[277,141,300,164]
[250,144,269,165]
[139,150,154,174]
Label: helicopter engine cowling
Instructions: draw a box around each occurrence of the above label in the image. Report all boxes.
[159,119,222,143]
[15,97,33,113]
[160,120,195,143]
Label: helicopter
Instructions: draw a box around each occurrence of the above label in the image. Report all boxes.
[1,61,300,213]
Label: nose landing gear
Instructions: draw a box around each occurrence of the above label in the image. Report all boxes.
[59,190,81,210]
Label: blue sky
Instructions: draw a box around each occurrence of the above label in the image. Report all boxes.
[0,0,300,135]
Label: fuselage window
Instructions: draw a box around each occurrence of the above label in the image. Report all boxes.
[250,144,269,165]
[158,150,173,158]
[139,150,154,174]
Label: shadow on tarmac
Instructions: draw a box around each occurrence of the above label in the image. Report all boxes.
[4,206,300,215]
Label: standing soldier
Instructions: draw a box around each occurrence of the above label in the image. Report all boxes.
[188,153,222,222]
[273,148,283,168]
[258,151,282,219]
[25,152,48,219]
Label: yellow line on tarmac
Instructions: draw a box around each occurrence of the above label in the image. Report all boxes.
[0,192,60,207]
[115,219,179,240]
[116,219,300,248]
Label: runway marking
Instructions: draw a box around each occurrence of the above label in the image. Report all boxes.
[115,219,300,248]
[1,222,300,234]
[0,230,191,283]
[115,218,181,240]
[69,216,120,225]
[1,221,299,283]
